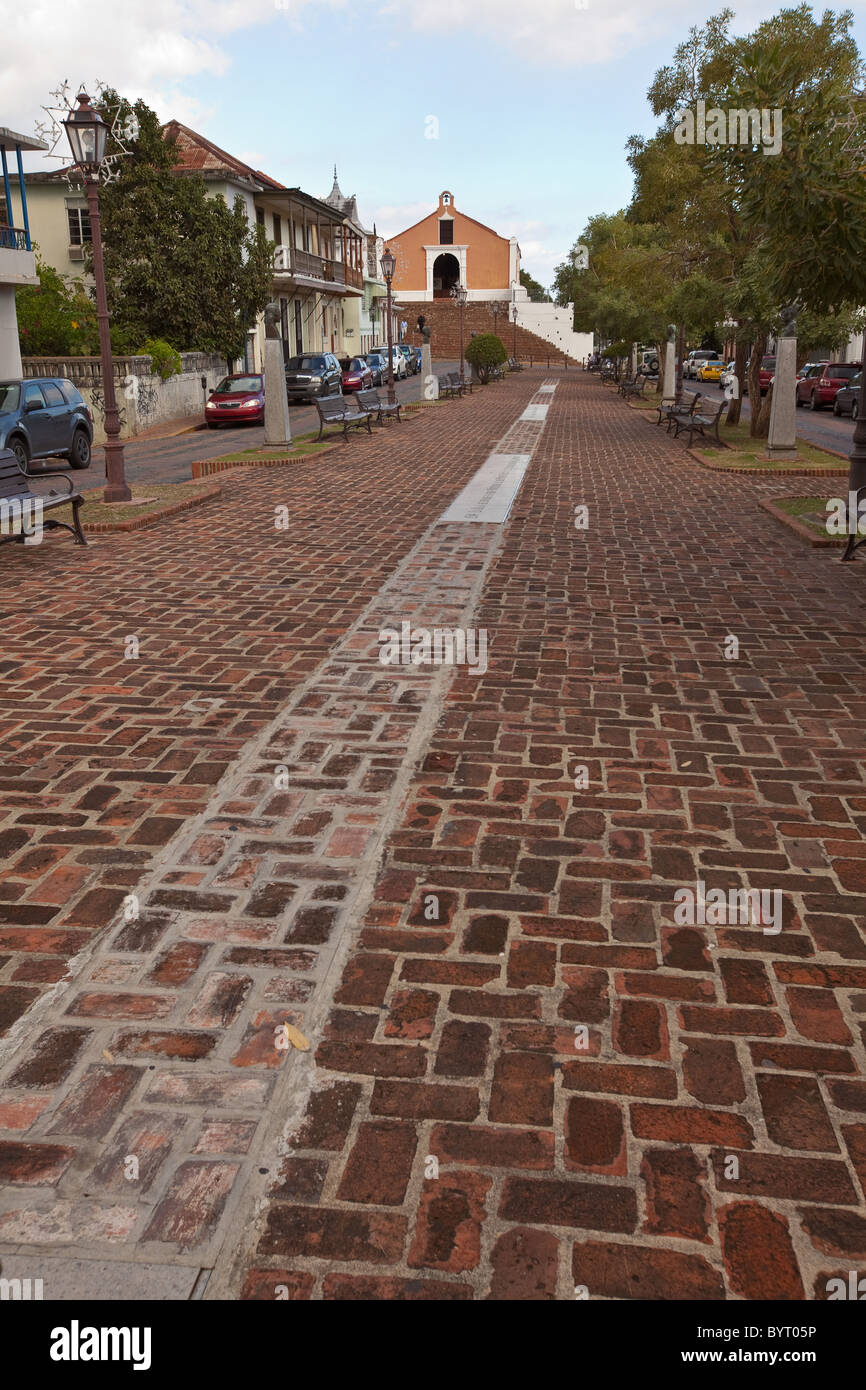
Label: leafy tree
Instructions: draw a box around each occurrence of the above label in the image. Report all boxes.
[465,333,507,383]
[16,254,98,356]
[520,269,551,303]
[92,90,274,362]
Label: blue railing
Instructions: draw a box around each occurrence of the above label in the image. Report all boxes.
[0,225,28,251]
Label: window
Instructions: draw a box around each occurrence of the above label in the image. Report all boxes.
[273,214,282,244]
[24,384,47,409]
[256,207,265,226]
[42,383,65,407]
[439,219,453,245]
[60,380,84,405]
[67,204,91,245]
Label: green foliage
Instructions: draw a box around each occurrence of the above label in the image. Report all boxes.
[16,253,98,356]
[465,333,507,383]
[93,90,274,361]
[139,338,182,380]
[520,269,550,302]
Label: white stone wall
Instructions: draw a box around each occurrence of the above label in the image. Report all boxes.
[513,293,594,361]
[21,352,228,444]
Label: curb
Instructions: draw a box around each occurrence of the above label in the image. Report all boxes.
[80,483,222,533]
[192,444,341,479]
[758,495,845,547]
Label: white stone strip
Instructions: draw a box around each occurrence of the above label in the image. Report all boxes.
[437,379,558,525]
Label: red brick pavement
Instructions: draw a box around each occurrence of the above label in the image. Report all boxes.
[2,370,865,1301]
[235,373,866,1300]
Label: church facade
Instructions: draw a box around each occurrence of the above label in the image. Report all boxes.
[387,191,520,301]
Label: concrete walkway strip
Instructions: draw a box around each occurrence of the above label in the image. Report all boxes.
[438,381,557,524]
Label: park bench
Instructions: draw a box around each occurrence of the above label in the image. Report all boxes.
[0,451,86,549]
[620,373,650,401]
[489,364,505,381]
[356,388,401,426]
[314,394,373,442]
[600,365,617,384]
[657,391,701,431]
[438,373,465,399]
[507,357,523,372]
[672,395,728,449]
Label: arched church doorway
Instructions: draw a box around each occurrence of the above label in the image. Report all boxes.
[433,252,460,299]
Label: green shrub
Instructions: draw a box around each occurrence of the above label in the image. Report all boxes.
[140,338,182,381]
[465,333,507,384]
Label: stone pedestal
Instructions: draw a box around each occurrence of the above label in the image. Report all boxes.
[766,336,797,460]
[421,343,436,399]
[263,339,292,449]
[662,342,676,398]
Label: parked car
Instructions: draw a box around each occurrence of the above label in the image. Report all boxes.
[0,377,93,469]
[365,353,387,386]
[339,356,373,393]
[757,355,776,395]
[719,361,738,389]
[798,362,861,411]
[697,360,724,383]
[397,344,418,375]
[683,350,720,380]
[284,353,342,403]
[794,363,827,407]
[639,349,659,374]
[205,373,265,428]
[372,345,407,380]
[832,371,862,419]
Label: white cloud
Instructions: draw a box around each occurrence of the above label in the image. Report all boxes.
[375,201,433,237]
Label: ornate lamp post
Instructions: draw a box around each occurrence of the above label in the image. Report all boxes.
[511,305,519,362]
[380,246,396,406]
[453,282,468,387]
[62,92,130,502]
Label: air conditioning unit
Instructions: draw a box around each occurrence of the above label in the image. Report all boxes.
[68,246,85,261]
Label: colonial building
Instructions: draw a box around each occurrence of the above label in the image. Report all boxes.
[387,190,520,301]
[322,168,394,356]
[6,123,369,370]
[0,125,47,376]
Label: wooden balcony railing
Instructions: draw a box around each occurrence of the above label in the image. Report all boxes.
[273,244,364,291]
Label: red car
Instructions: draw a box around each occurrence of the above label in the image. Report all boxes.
[205,373,265,428]
[796,361,861,411]
[339,356,373,392]
[758,355,776,395]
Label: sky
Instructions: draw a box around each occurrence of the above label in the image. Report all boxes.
[5,0,866,289]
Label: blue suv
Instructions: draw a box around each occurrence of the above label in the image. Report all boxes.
[0,377,93,471]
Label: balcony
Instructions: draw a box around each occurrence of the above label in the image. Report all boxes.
[0,225,28,251]
[272,244,363,295]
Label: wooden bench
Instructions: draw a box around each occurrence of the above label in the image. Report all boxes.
[657,391,701,431]
[357,388,401,426]
[314,394,374,442]
[672,395,728,448]
[507,357,523,372]
[0,451,86,548]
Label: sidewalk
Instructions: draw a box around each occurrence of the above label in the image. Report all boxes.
[1,371,865,1301]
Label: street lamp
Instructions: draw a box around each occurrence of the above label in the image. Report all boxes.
[453,282,468,387]
[380,246,396,406]
[511,305,518,362]
[62,91,131,503]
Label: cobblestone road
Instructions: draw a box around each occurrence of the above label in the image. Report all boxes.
[1,371,865,1302]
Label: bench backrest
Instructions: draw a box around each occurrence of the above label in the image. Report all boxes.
[356,389,381,409]
[697,398,726,419]
[316,395,349,418]
[0,451,32,501]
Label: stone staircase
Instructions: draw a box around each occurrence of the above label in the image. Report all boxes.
[394,299,583,365]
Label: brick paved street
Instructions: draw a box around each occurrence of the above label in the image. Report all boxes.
[1,370,865,1302]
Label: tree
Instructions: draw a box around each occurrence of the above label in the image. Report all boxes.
[520,269,551,303]
[16,254,98,356]
[465,333,507,383]
[93,90,274,361]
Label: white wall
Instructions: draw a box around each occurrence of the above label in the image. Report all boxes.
[513,291,594,360]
